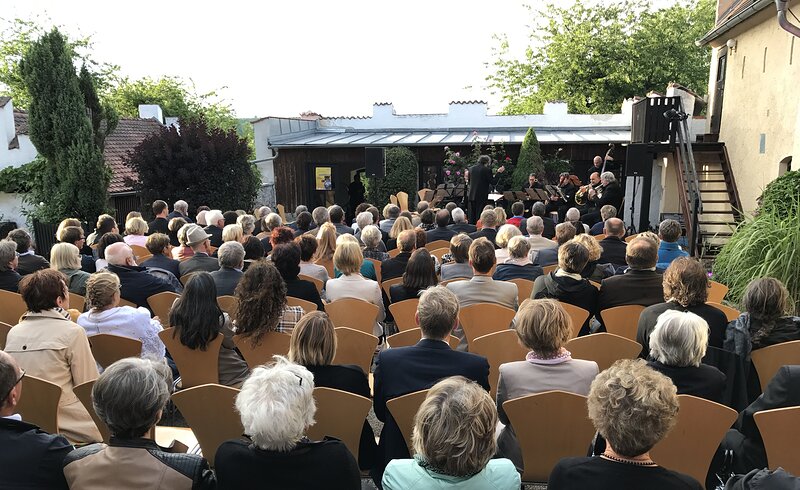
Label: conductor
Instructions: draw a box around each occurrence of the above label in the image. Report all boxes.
[466,154,505,222]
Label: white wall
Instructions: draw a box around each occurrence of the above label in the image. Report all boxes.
[0,192,28,229]
[0,99,37,170]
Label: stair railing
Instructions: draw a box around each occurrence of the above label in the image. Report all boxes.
[665,105,703,256]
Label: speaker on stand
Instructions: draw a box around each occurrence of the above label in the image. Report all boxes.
[365,147,386,178]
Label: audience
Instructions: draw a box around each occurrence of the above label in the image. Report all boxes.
[493,235,543,282]
[178,225,220,275]
[235,261,305,338]
[87,214,118,248]
[310,206,331,233]
[598,236,664,317]
[7,228,49,276]
[382,229,416,281]
[326,239,384,336]
[589,204,617,235]
[171,221,193,260]
[258,212,282,250]
[209,241,245,296]
[448,207,476,234]
[565,207,588,234]
[58,225,95,273]
[361,225,389,261]
[494,206,507,226]
[383,376,520,490]
[313,222,337,265]
[148,199,170,235]
[548,359,702,489]
[272,243,324,311]
[329,205,353,236]
[497,299,599,470]
[168,199,192,222]
[379,204,401,234]
[63,358,215,489]
[4,269,101,443]
[292,211,315,238]
[221,224,244,245]
[506,201,525,228]
[195,209,208,226]
[534,221,575,267]
[203,209,225,247]
[494,224,523,264]
[469,209,499,246]
[389,248,438,303]
[597,217,628,266]
[572,233,609,282]
[417,208,436,231]
[50,243,90,296]
[140,233,181,278]
[656,218,689,270]
[334,234,377,280]
[426,209,456,243]
[95,232,125,270]
[525,215,557,257]
[440,233,473,281]
[386,216,413,251]
[0,240,21,292]
[296,234,330,285]
[242,235,265,262]
[123,217,148,247]
[237,214,256,238]
[105,242,178,310]
[528,201,556,239]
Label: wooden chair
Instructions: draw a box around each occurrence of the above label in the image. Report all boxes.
[754,406,800,475]
[276,203,286,222]
[387,328,459,350]
[0,321,11,349]
[624,234,638,243]
[233,332,291,370]
[325,298,379,335]
[651,395,738,485]
[381,276,403,299]
[158,328,223,388]
[0,289,28,325]
[751,340,800,392]
[425,240,450,252]
[542,264,558,275]
[207,246,217,256]
[89,334,143,369]
[594,234,607,242]
[118,298,138,309]
[389,194,398,206]
[566,333,642,372]
[298,274,325,295]
[388,299,419,332]
[418,188,434,203]
[396,191,409,212]
[316,259,335,279]
[471,330,527,399]
[180,273,195,286]
[333,327,378,373]
[503,391,595,482]
[440,277,467,287]
[147,291,180,326]
[708,280,729,303]
[307,387,373,459]
[386,389,429,454]
[129,244,150,259]
[458,303,516,346]
[217,295,239,321]
[287,296,316,313]
[68,293,86,313]
[137,253,153,264]
[509,278,534,305]
[171,384,244,466]
[74,380,111,443]
[707,301,740,322]
[558,302,591,339]
[599,304,646,341]
[388,248,401,258]
[16,374,62,435]
[429,247,450,261]
[365,258,382,284]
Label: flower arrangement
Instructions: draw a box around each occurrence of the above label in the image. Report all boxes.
[442,131,514,189]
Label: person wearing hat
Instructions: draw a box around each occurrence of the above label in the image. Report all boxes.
[178,224,221,276]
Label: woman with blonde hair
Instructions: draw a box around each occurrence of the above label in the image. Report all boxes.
[493,235,543,282]
[123,217,148,247]
[494,206,507,226]
[171,223,194,261]
[50,242,91,295]
[386,216,413,251]
[313,222,337,264]
[325,238,384,336]
[572,233,609,281]
[496,299,598,470]
[334,234,377,280]
[222,224,244,244]
[383,376,520,489]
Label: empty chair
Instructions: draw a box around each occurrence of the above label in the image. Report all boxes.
[509,278,534,307]
[708,280,729,303]
[15,374,62,435]
[458,303,516,346]
[753,406,800,475]
[388,299,419,332]
[332,327,378,374]
[750,340,800,392]
[325,298,380,335]
[470,330,527,399]
[424,240,450,252]
[566,333,642,372]
[599,304,646,341]
[158,328,223,387]
[306,387,372,459]
[558,302,591,339]
[0,289,27,325]
[73,380,110,443]
[88,334,143,370]
[147,291,180,326]
[386,389,429,454]
[387,327,459,350]
[233,332,291,370]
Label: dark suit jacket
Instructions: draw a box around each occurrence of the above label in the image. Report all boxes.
[389,285,423,303]
[598,236,628,266]
[647,360,726,403]
[179,253,220,276]
[106,263,177,311]
[426,226,456,243]
[285,277,324,310]
[467,163,496,201]
[16,253,50,276]
[493,263,544,282]
[0,418,72,489]
[167,211,192,223]
[0,269,21,292]
[448,222,477,234]
[533,246,559,267]
[598,269,664,314]
[637,302,728,359]
[140,254,181,279]
[147,217,169,235]
[80,254,96,273]
[522,216,556,239]
[334,223,354,236]
[381,252,411,281]
[597,181,624,211]
[469,228,498,247]
[373,339,490,480]
[204,225,224,248]
[209,267,243,296]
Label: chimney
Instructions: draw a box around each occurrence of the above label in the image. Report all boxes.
[448,101,488,120]
[0,98,14,146]
[138,104,164,124]
[372,102,395,120]
[543,101,568,116]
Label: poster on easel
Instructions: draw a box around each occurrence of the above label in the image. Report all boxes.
[315,167,333,191]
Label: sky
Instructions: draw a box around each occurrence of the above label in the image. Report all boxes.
[3,0,673,119]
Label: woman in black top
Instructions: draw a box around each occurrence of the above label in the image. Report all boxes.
[271,243,324,311]
[549,359,702,490]
[287,311,376,469]
[389,249,438,303]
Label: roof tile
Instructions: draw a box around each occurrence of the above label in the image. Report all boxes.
[103,118,163,194]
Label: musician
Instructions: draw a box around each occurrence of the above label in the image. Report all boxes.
[586,156,603,183]
[580,172,623,227]
[522,173,545,213]
[545,172,577,223]
[576,172,602,214]
[466,155,505,222]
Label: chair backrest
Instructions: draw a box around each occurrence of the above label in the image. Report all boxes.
[217,295,239,322]
[381,276,404,299]
[650,395,738,485]
[386,327,459,350]
[623,234,637,243]
[276,203,286,222]
[471,330,527,399]
[503,390,595,482]
[429,247,449,261]
[594,234,607,242]
[325,298,379,334]
[69,293,86,313]
[386,389,429,454]
[74,380,111,443]
[307,387,372,459]
[388,299,419,332]
[566,333,642,372]
[287,296,316,313]
[542,264,558,275]
[707,302,740,322]
[332,327,378,373]
[129,244,150,259]
[509,278,534,306]
[458,303,516,346]
[0,321,11,349]
[750,340,800,392]
[365,258,382,284]
[147,291,180,326]
[316,259,335,279]
[598,304,646,341]
[557,302,591,339]
[708,280,729,303]
[158,328,223,387]
[179,274,194,286]
[0,289,28,325]
[298,274,325,295]
[89,334,143,369]
[425,240,450,252]
[754,406,800,475]
[396,191,409,212]
[16,374,62,435]
[389,194,398,206]
[137,254,153,264]
[171,384,243,466]
[233,332,291,370]
[118,298,138,309]
[388,248,401,258]
[439,277,467,287]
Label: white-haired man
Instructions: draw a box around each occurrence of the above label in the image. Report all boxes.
[581,171,623,227]
[447,207,476,234]
[167,200,193,222]
[203,209,225,247]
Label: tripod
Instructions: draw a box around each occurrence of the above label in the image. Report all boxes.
[627,172,640,236]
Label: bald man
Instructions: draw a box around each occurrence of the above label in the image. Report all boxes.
[597,218,628,267]
[598,237,665,317]
[105,242,178,311]
[0,350,73,488]
[587,155,603,183]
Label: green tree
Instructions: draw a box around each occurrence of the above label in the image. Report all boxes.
[487,0,715,114]
[511,128,543,189]
[20,28,110,222]
[364,147,419,208]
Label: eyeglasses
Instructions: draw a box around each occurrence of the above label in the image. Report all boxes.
[1,368,25,401]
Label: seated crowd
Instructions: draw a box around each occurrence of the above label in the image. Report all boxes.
[0,196,798,489]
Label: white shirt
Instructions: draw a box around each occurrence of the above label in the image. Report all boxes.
[77,306,165,361]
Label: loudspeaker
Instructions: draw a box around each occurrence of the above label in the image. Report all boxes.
[365,147,386,178]
[625,145,652,176]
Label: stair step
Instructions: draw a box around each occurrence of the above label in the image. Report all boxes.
[698,231,734,236]
[698,221,737,225]
[698,190,732,193]
[701,200,734,204]
[699,210,737,214]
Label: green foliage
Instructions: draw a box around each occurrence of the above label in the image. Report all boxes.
[364,147,419,208]
[542,147,572,184]
[488,0,715,114]
[0,159,44,193]
[126,117,259,213]
[511,128,543,189]
[79,65,118,151]
[758,170,800,219]
[442,137,514,190]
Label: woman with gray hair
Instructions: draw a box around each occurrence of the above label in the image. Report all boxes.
[215,356,360,489]
[361,224,389,261]
[493,235,543,282]
[0,240,21,292]
[237,214,256,237]
[647,310,726,403]
[62,358,215,489]
[549,359,703,489]
[383,376,520,489]
[494,224,522,264]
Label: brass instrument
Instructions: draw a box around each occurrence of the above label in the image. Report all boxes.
[575,182,601,206]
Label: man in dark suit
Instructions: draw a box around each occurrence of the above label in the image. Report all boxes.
[469,209,499,247]
[178,225,221,276]
[581,172,624,227]
[6,229,49,276]
[147,200,170,235]
[372,286,490,484]
[589,205,618,235]
[0,351,73,489]
[521,201,556,239]
[426,209,456,243]
[466,154,505,222]
[381,230,415,281]
[139,233,181,278]
[166,199,193,223]
[105,242,179,311]
[598,238,664,324]
[209,241,244,296]
[533,222,576,267]
[598,218,628,267]
[447,207,476,234]
[329,205,354,236]
[203,210,225,248]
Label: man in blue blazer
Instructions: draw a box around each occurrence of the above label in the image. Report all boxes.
[372,286,490,485]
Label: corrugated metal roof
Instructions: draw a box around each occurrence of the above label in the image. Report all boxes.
[269,128,630,148]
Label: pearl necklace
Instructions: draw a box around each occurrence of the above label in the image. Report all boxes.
[601,452,657,466]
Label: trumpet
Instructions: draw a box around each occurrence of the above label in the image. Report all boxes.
[575,184,593,206]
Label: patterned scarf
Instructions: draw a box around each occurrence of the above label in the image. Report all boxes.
[526,348,572,365]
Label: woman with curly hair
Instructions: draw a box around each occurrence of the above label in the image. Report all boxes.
[386,216,413,251]
[234,261,305,343]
